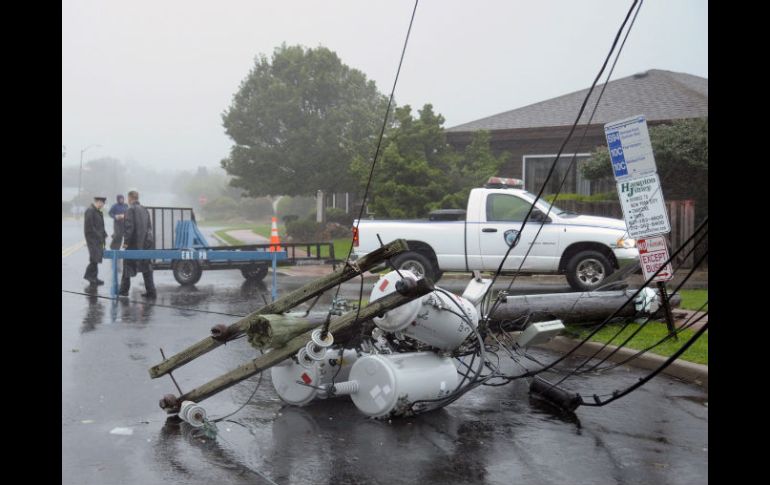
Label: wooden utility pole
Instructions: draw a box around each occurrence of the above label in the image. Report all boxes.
[149,238,409,379]
[161,277,434,412]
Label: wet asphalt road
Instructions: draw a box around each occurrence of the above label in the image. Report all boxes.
[62,219,708,485]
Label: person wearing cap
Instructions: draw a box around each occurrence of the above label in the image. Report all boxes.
[119,190,156,298]
[83,196,109,285]
[108,194,129,250]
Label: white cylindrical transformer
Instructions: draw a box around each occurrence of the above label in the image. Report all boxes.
[345,352,458,418]
[271,348,359,406]
[370,271,478,350]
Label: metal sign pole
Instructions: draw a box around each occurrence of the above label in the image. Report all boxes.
[656,282,677,339]
[271,252,278,301]
[111,252,119,298]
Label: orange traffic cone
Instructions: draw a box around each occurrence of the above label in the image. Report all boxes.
[269,217,282,252]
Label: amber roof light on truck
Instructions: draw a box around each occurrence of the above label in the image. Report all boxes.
[484,177,524,189]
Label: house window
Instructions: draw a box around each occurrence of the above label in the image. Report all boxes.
[522,154,593,195]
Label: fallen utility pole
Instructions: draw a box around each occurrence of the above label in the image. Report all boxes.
[160,277,435,412]
[489,290,680,328]
[149,239,409,379]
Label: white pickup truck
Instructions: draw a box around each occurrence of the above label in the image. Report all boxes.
[352,185,639,291]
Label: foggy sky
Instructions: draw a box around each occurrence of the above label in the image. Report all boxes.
[61,0,707,171]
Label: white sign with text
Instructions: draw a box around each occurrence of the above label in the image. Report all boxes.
[616,173,671,238]
[604,115,657,180]
[637,236,674,282]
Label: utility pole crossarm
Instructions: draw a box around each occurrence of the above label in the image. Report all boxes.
[162,276,434,411]
[148,238,410,379]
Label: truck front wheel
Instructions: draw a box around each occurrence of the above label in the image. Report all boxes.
[391,251,442,282]
[565,250,613,291]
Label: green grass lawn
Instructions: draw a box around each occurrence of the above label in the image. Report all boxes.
[325,238,354,260]
[252,223,272,238]
[566,320,708,365]
[675,289,708,311]
[283,237,354,260]
[213,229,243,245]
[212,223,274,245]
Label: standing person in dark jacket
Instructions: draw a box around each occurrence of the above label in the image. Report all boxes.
[119,190,157,298]
[83,196,109,285]
[108,194,129,250]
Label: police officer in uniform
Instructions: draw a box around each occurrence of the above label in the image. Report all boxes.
[83,196,108,285]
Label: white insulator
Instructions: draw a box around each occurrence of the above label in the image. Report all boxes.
[305,340,327,361]
[634,287,661,314]
[328,380,359,396]
[296,347,315,368]
[311,329,334,348]
[178,400,207,428]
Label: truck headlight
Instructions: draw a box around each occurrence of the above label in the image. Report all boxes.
[616,238,636,248]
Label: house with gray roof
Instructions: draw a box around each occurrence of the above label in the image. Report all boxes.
[446,69,708,195]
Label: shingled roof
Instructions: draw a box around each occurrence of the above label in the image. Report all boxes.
[447,69,708,132]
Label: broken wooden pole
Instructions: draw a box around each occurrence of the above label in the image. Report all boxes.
[246,313,327,350]
[148,238,409,379]
[488,290,681,328]
[161,277,435,412]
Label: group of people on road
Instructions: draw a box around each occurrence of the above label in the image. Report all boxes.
[83,190,156,299]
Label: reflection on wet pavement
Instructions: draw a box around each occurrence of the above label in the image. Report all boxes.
[62,216,707,485]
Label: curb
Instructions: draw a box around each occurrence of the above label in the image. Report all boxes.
[536,336,708,391]
[211,233,229,246]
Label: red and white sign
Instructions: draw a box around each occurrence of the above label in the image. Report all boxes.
[637,236,674,282]
[199,195,208,205]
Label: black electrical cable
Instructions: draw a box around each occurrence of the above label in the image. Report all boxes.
[488,0,645,317]
[579,321,708,407]
[477,0,642,319]
[408,288,488,412]
[564,240,709,380]
[321,0,420,339]
[62,289,248,318]
[475,216,708,383]
[584,307,708,375]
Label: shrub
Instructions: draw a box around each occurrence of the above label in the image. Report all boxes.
[202,196,238,220]
[285,220,324,241]
[544,192,616,203]
[325,207,354,226]
[319,222,351,240]
[277,195,316,220]
[238,197,273,220]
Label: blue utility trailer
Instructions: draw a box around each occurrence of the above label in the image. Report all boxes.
[103,207,337,298]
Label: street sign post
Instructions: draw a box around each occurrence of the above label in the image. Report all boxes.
[605,115,677,336]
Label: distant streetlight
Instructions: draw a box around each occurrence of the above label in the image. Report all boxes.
[78,144,102,199]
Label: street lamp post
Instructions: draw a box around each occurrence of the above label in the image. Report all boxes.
[77,144,101,218]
